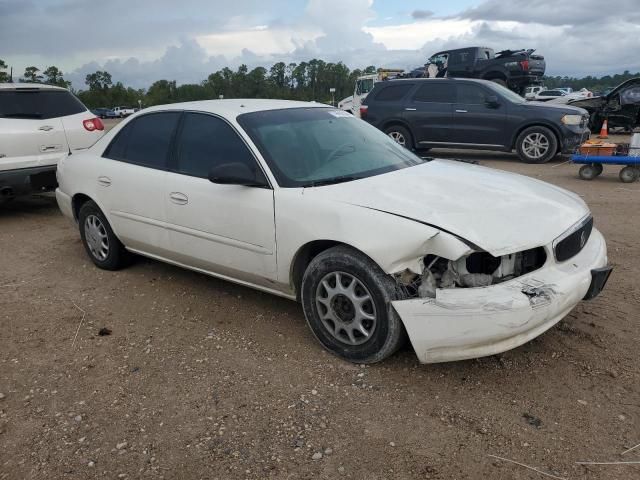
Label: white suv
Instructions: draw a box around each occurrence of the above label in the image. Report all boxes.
[0,83,105,198]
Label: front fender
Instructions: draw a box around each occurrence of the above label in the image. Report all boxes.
[274,189,473,286]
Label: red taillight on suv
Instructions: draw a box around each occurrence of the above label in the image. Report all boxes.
[519,60,530,71]
[83,117,104,132]
[359,105,368,118]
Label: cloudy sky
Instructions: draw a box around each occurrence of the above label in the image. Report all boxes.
[2,0,640,89]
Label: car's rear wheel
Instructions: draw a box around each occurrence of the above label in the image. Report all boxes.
[384,125,413,150]
[301,246,406,364]
[516,126,558,163]
[78,201,130,270]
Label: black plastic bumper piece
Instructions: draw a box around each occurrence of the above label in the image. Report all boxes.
[583,266,613,300]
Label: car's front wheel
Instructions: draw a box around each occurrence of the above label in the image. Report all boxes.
[384,125,413,150]
[516,126,558,163]
[78,201,130,270]
[301,246,406,364]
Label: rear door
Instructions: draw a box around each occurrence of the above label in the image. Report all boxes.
[449,82,506,147]
[403,81,454,145]
[97,111,181,256]
[0,89,70,171]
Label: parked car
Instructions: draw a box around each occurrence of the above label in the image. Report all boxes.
[55,99,611,364]
[0,83,105,198]
[361,78,590,163]
[556,87,574,94]
[337,95,354,114]
[547,88,593,105]
[424,47,546,94]
[569,78,640,132]
[112,106,135,117]
[524,85,545,100]
[91,107,117,119]
[533,89,567,102]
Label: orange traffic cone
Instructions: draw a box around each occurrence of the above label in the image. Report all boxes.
[598,119,609,139]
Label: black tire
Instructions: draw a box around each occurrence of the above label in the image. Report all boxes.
[78,201,130,270]
[619,166,640,183]
[384,125,413,150]
[579,164,600,180]
[490,78,507,88]
[301,246,406,364]
[515,126,558,164]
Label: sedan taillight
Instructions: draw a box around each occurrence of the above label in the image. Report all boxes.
[83,117,104,132]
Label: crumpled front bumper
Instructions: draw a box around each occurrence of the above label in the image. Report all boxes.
[392,228,610,364]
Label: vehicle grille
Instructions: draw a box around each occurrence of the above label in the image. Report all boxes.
[554,216,593,262]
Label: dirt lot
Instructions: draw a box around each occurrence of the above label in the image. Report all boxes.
[1,130,639,479]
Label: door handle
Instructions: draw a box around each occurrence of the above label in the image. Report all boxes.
[38,125,54,131]
[169,192,188,205]
[405,108,417,111]
[455,109,468,113]
[98,176,112,187]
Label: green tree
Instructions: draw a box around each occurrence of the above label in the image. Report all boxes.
[43,66,70,88]
[0,59,9,82]
[22,66,42,83]
[85,70,112,91]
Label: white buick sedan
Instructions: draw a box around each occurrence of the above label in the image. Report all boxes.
[56,100,612,364]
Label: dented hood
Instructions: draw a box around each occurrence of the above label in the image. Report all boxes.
[306,160,589,257]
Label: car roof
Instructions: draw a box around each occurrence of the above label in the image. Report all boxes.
[377,78,493,87]
[0,82,68,91]
[141,99,329,117]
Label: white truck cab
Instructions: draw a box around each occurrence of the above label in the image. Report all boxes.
[112,106,135,117]
[353,69,404,118]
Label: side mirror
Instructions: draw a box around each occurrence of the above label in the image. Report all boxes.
[208,162,269,188]
[486,95,500,108]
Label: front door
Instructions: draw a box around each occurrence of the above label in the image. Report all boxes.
[449,82,506,147]
[165,112,277,286]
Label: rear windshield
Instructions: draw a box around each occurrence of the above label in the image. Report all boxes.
[0,90,87,119]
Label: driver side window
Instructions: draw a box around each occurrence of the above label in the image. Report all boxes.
[174,113,260,179]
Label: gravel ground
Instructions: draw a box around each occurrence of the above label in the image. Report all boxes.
[1,132,639,479]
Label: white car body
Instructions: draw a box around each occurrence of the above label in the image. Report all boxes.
[112,106,135,117]
[547,88,593,105]
[55,99,610,363]
[524,86,545,100]
[0,83,104,196]
[338,95,354,113]
[533,89,567,102]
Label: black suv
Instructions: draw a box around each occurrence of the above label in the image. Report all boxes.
[361,78,590,163]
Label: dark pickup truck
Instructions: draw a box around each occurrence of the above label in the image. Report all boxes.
[422,47,546,94]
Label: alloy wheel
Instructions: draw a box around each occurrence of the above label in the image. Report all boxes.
[84,214,110,261]
[315,271,377,346]
[522,132,550,160]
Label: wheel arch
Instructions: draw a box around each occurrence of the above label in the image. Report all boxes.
[380,119,417,148]
[482,70,508,82]
[511,122,562,153]
[71,193,95,222]
[290,240,377,301]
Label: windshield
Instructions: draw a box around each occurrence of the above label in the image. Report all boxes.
[238,108,424,188]
[485,82,527,104]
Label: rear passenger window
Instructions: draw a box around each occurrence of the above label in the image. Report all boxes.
[103,112,180,169]
[374,84,414,101]
[413,83,454,103]
[456,84,489,104]
[0,90,86,119]
[175,113,258,179]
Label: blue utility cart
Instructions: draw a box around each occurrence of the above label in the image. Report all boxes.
[571,144,640,183]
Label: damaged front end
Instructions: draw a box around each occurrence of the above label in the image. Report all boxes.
[394,247,547,299]
[390,228,610,364]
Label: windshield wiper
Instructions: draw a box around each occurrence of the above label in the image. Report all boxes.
[302,175,363,187]
[0,113,44,119]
